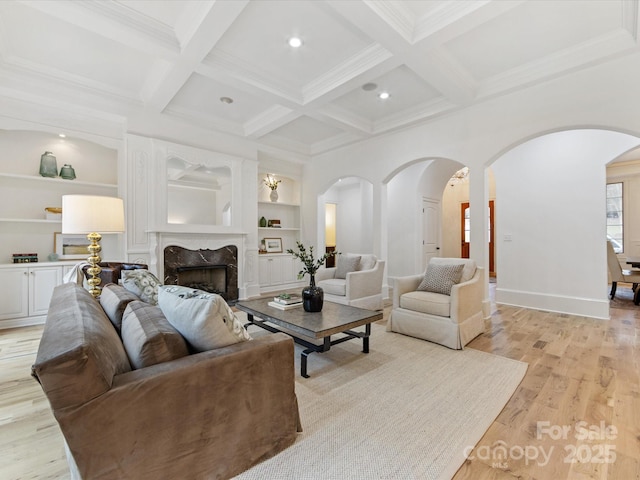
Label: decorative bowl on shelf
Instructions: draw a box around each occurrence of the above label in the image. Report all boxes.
[45,207,62,220]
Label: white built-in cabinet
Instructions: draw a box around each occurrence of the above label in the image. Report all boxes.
[0,263,70,327]
[258,254,301,290]
[257,173,304,291]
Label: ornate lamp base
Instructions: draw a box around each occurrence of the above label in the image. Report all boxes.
[85,232,103,298]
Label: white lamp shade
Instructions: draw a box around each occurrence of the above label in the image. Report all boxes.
[62,195,125,234]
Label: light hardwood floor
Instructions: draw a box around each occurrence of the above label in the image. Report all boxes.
[1,285,638,479]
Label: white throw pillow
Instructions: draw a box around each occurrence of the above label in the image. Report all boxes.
[157,286,251,352]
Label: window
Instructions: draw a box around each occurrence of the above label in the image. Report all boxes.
[606,182,623,253]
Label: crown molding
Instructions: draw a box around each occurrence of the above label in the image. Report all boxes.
[310,131,365,156]
[19,0,179,58]
[202,50,302,105]
[0,55,142,106]
[83,0,179,50]
[413,0,491,44]
[243,105,299,138]
[373,96,455,134]
[258,133,311,157]
[362,0,415,43]
[313,104,373,135]
[162,104,245,138]
[479,29,637,99]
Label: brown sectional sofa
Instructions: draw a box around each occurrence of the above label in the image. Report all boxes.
[32,282,301,480]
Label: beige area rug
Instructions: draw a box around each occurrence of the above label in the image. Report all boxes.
[234,321,528,480]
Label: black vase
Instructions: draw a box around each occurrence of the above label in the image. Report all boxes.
[302,275,324,312]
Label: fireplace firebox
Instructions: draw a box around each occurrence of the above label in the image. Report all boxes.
[164,245,238,303]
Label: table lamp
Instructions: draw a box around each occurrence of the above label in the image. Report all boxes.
[62,195,125,298]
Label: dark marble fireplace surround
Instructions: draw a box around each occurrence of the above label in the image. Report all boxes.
[164,245,238,303]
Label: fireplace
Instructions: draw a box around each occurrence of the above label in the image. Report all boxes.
[164,245,238,303]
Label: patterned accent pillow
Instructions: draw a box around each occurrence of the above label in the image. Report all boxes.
[121,269,161,305]
[417,263,464,296]
[157,286,251,352]
[335,253,361,279]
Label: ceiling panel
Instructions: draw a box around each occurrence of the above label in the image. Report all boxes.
[208,0,373,90]
[331,65,442,121]
[445,0,622,81]
[167,73,275,124]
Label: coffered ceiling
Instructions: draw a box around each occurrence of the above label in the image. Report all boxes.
[0,0,637,158]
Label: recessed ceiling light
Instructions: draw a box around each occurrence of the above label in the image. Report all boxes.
[378,92,390,100]
[220,97,234,104]
[362,82,377,91]
[288,37,303,48]
[58,133,66,138]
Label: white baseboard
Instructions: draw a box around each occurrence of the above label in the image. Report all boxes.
[495,288,610,320]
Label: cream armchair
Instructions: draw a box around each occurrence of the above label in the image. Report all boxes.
[387,258,484,349]
[315,254,385,310]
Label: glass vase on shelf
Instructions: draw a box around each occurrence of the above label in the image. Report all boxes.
[39,151,57,178]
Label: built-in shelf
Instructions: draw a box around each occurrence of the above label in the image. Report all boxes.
[258,201,300,208]
[0,218,61,224]
[0,172,116,189]
[258,227,300,232]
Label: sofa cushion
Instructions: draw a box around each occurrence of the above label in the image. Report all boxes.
[429,258,477,283]
[121,301,189,369]
[359,254,377,271]
[158,286,251,352]
[99,283,139,333]
[336,253,361,279]
[317,278,346,296]
[31,283,131,410]
[400,290,451,317]
[417,263,464,295]
[122,269,161,305]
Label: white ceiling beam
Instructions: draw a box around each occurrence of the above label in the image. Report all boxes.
[311,105,372,135]
[244,105,301,138]
[141,0,249,112]
[326,0,475,105]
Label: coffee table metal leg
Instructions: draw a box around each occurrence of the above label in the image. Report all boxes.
[362,323,371,353]
[300,336,331,378]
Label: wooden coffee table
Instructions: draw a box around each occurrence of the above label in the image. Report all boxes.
[236,298,383,378]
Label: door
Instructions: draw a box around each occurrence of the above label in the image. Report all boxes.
[422,198,440,267]
[29,266,62,316]
[460,201,495,275]
[0,268,28,320]
[461,203,470,258]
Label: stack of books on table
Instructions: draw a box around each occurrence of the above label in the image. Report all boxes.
[268,294,303,310]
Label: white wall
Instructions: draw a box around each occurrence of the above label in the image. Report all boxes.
[492,130,640,319]
[323,178,373,254]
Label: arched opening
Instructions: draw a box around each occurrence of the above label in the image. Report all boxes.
[489,128,640,319]
[318,176,374,257]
